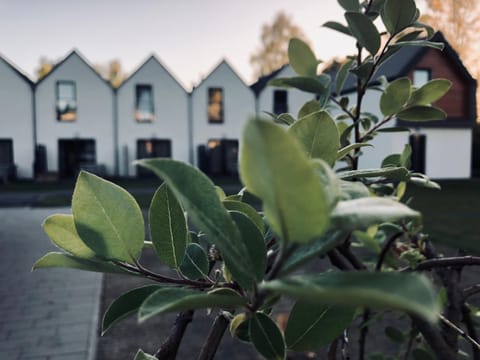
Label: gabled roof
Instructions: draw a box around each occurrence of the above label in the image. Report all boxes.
[192,59,250,92]
[341,32,476,93]
[250,64,289,96]
[35,49,112,88]
[118,54,187,93]
[0,54,34,87]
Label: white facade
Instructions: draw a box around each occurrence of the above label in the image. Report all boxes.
[191,60,255,167]
[255,65,315,118]
[35,51,115,176]
[0,57,34,179]
[116,56,189,177]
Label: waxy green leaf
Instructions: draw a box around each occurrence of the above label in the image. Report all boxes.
[72,171,144,264]
[380,77,411,116]
[345,12,380,55]
[337,143,373,161]
[136,159,255,289]
[298,100,321,119]
[179,243,209,280]
[285,302,355,350]
[149,183,188,268]
[240,119,330,243]
[102,285,161,334]
[397,106,447,121]
[262,272,439,322]
[338,167,409,181]
[223,200,264,235]
[335,59,354,94]
[43,214,95,259]
[331,197,420,231]
[409,79,452,106]
[381,0,417,34]
[139,288,245,322]
[288,38,318,77]
[288,111,340,165]
[134,350,157,360]
[338,0,359,12]
[249,312,286,360]
[269,76,329,95]
[323,21,352,37]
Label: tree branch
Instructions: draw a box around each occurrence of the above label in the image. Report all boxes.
[464,284,480,299]
[462,304,480,360]
[440,314,480,352]
[414,256,480,271]
[154,310,194,359]
[411,315,457,360]
[197,313,230,360]
[327,249,354,271]
[376,232,403,271]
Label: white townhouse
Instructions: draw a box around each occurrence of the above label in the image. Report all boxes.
[251,64,315,119]
[191,60,255,176]
[116,55,189,177]
[0,55,35,180]
[35,50,115,178]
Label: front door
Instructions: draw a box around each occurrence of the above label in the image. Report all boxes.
[58,139,96,178]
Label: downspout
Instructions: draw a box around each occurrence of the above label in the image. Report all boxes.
[188,90,194,165]
[113,87,119,177]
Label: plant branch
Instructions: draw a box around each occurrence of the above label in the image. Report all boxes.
[440,314,480,352]
[411,315,457,360]
[327,249,354,271]
[338,238,367,270]
[462,304,480,360]
[197,313,230,360]
[358,310,371,360]
[464,284,480,299]
[413,256,480,271]
[154,310,194,359]
[376,231,404,271]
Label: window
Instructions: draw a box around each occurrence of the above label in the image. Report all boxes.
[413,69,431,87]
[208,88,224,123]
[56,81,77,121]
[135,85,155,122]
[273,90,288,114]
[0,139,13,165]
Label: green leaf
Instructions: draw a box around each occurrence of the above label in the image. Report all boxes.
[323,21,352,37]
[381,0,417,34]
[397,106,447,121]
[262,272,439,322]
[339,181,370,200]
[223,200,264,235]
[409,79,452,106]
[277,113,296,125]
[331,197,421,231]
[288,111,339,166]
[335,59,354,94]
[280,231,345,275]
[337,0,359,12]
[215,186,226,201]
[72,171,144,264]
[139,288,245,322]
[230,211,266,282]
[179,243,209,280]
[285,302,355,351]
[400,144,412,168]
[381,154,401,168]
[408,176,441,190]
[390,40,444,51]
[350,60,374,80]
[32,252,134,275]
[288,38,318,77]
[312,159,341,210]
[249,312,286,360]
[268,77,329,95]
[229,313,251,342]
[298,100,321,119]
[240,119,330,243]
[338,167,409,181]
[136,159,254,289]
[380,77,411,116]
[42,214,95,259]
[102,285,160,335]
[337,143,373,161]
[385,326,406,343]
[345,12,381,55]
[149,183,188,268]
[134,350,157,360]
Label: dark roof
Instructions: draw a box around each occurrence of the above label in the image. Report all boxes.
[250,64,289,96]
[35,49,112,89]
[341,32,476,94]
[0,54,34,87]
[118,54,187,93]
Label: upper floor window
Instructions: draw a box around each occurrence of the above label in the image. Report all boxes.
[56,81,77,121]
[208,88,224,123]
[413,69,431,87]
[135,85,155,122]
[273,90,288,114]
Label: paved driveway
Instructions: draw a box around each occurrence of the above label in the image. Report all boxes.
[0,208,102,360]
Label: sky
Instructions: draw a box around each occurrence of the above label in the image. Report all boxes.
[0,0,358,89]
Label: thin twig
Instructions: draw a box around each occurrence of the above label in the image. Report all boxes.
[440,314,480,351]
[338,243,367,270]
[341,329,350,360]
[414,256,480,271]
[328,338,339,360]
[197,313,230,360]
[464,284,480,299]
[462,304,480,360]
[376,231,403,270]
[154,310,194,359]
[411,315,457,360]
[327,249,354,271]
[358,310,370,360]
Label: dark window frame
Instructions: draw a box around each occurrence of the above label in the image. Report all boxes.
[207,87,224,124]
[135,84,155,123]
[56,80,77,122]
[273,90,288,115]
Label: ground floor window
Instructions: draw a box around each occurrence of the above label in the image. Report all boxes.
[198,139,238,176]
[409,134,426,173]
[0,139,15,182]
[58,139,96,178]
[136,139,171,177]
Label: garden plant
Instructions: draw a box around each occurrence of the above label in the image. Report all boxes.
[34,0,480,359]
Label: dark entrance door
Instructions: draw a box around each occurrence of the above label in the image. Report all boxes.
[0,139,15,182]
[409,134,426,173]
[58,139,96,178]
[136,139,171,177]
[205,139,239,176]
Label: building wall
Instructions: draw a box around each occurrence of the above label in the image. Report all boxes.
[117,57,189,177]
[0,59,34,178]
[256,65,315,118]
[191,61,255,167]
[35,53,115,175]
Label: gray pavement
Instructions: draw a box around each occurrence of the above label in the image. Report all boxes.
[0,208,102,360]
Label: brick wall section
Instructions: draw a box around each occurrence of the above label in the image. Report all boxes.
[409,48,468,118]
